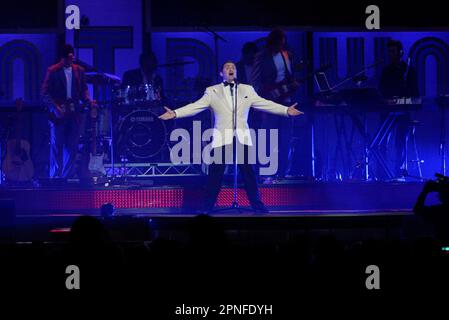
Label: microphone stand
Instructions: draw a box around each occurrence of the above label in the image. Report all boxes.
[215,82,252,213]
[403,58,411,104]
[196,25,227,83]
[329,60,382,91]
[197,26,227,128]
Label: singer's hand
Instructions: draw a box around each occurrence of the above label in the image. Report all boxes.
[287,103,304,117]
[159,106,176,120]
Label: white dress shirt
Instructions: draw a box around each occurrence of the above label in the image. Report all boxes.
[64,66,73,99]
[223,82,236,111]
[273,52,291,83]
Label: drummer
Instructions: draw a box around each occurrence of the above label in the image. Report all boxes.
[121,51,164,102]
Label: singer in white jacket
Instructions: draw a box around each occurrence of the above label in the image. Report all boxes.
[160,61,303,213]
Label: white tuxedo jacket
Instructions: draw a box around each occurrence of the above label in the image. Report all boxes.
[174,83,289,148]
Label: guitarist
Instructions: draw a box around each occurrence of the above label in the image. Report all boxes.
[41,44,96,179]
[251,28,299,180]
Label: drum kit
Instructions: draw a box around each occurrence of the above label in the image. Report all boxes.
[81,59,194,175]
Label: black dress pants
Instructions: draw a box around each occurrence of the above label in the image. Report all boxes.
[204,143,264,210]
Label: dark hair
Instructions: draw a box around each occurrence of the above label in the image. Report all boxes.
[266,28,286,50]
[387,40,403,53]
[139,51,157,67]
[61,44,75,58]
[242,42,258,55]
[221,60,236,71]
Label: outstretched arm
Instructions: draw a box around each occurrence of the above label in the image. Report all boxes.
[249,86,304,117]
[159,89,211,120]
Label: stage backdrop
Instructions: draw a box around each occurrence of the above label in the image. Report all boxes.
[312,31,449,180]
[1,3,449,179]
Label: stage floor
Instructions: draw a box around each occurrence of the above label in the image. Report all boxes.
[0,180,425,242]
[0,180,424,215]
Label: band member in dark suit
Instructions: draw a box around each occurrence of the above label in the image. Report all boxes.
[121,51,164,100]
[42,44,95,179]
[378,40,419,178]
[120,52,167,161]
[379,40,419,99]
[159,61,304,213]
[251,28,298,179]
[236,42,258,85]
[237,42,260,131]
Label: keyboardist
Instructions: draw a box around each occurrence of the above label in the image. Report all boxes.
[378,39,420,179]
[379,40,419,99]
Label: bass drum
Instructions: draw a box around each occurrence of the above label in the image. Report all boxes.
[116,109,167,160]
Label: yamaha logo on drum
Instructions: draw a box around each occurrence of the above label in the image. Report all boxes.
[130,116,155,122]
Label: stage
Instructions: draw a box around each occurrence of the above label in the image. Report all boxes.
[0,180,425,243]
[1,180,424,215]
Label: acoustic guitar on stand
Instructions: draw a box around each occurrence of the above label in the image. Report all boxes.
[2,98,34,182]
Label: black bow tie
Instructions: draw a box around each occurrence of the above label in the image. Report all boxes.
[223,81,235,88]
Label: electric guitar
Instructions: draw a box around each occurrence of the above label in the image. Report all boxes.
[261,78,301,101]
[48,98,87,124]
[87,104,106,176]
[260,61,329,101]
[2,98,34,182]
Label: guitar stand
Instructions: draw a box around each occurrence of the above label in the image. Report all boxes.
[103,101,128,188]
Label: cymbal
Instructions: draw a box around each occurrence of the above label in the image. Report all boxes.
[85,72,121,85]
[157,61,195,67]
[75,59,96,72]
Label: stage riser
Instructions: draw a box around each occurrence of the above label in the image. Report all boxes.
[0,183,424,214]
